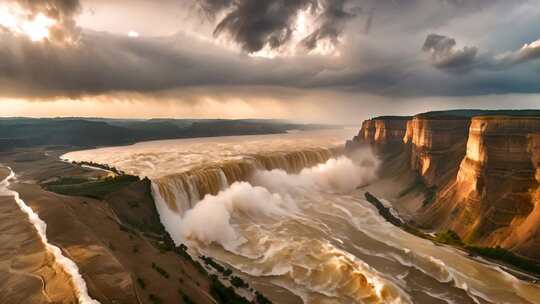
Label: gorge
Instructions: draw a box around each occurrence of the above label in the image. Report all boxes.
[349,110,540,262]
[61,125,540,303]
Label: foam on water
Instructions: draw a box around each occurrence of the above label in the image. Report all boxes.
[63,130,540,304]
[0,168,100,304]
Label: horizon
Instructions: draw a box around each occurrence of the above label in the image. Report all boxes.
[1,2,540,302]
[0,1,539,123]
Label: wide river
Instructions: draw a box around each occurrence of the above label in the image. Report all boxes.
[63,129,540,304]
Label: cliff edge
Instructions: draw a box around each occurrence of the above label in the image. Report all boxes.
[349,110,540,261]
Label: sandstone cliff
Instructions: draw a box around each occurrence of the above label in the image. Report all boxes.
[347,116,410,155]
[404,115,470,187]
[420,116,540,259]
[351,111,540,261]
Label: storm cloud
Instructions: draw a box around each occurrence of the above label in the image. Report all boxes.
[0,0,539,101]
[198,0,359,53]
[422,34,478,70]
[422,33,540,72]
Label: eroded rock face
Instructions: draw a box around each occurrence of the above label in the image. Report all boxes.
[422,116,540,258]
[405,117,470,187]
[347,118,409,154]
[353,112,540,260]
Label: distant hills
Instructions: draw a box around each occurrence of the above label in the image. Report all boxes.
[0,118,336,151]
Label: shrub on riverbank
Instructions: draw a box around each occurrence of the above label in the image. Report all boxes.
[44,175,139,199]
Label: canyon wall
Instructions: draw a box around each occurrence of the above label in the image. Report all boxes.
[347,117,409,155]
[350,114,469,186]
[352,111,540,260]
[404,116,470,187]
[421,116,540,259]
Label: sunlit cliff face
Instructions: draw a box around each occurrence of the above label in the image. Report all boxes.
[0,3,55,42]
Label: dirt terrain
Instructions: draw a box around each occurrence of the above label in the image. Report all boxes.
[0,148,219,304]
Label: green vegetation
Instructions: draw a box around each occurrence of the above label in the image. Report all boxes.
[365,191,540,278]
[434,230,464,246]
[0,117,334,151]
[201,256,226,273]
[433,230,540,276]
[209,275,251,304]
[151,263,170,279]
[73,161,125,175]
[44,175,139,200]
[230,276,249,289]
[467,246,540,275]
[44,176,90,186]
[372,116,413,120]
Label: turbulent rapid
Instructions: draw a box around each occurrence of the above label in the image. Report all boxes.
[63,130,540,304]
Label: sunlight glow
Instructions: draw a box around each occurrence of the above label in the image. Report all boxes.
[0,4,56,42]
[128,31,140,38]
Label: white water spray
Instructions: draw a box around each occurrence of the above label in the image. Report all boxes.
[0,167,100,304]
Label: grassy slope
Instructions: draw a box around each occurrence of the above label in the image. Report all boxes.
[44,172,273,304]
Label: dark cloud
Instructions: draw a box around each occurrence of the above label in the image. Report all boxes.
[422,33,540,72]
[0,0,539,101]
[422,34,478,70]
[300,0,360,51]
[198,0,359,53]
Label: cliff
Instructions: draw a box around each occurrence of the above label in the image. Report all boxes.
[350,114,469,186]
[420,116,540,259]
[347,117,410,155]
[404,115,470,187]
[351,110,540,261]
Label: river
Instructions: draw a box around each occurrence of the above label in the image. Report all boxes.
[63,129,540,304]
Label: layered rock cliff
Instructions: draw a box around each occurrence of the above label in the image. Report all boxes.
[404,115,470,187]
[420,116,540,259]
[347,116,410,155]
[351,111,540,261]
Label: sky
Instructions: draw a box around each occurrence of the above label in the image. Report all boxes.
[0,0,539,123]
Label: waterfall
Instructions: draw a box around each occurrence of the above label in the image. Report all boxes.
[153,148,340,215]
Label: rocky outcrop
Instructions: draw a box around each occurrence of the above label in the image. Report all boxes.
[353,111,540,261]
[347,117,410,154]
[421,116,540,259]
[349,114,469,186]
[405,115,470,187]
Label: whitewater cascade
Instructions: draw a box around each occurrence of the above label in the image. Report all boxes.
[152,148,337,215]
[0,168,100,304]
[62,131,540,304]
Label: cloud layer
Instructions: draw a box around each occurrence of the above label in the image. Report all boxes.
[0,0,539,102]
[422,33,540,72]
